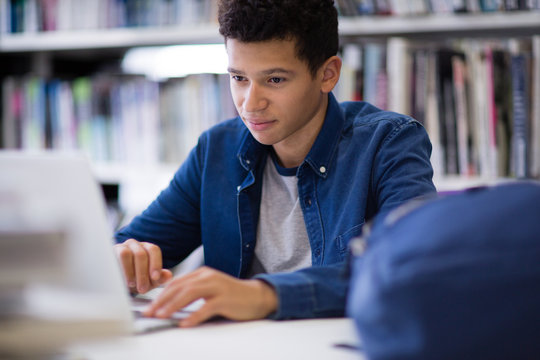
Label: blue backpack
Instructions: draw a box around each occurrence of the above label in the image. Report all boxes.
[347,182,540,360]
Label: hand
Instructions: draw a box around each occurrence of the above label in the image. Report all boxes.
[143,266,278,327]
[114,239,173,294]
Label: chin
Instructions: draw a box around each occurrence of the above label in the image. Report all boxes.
[249,133,277,146]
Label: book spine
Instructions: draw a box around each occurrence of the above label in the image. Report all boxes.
[484,46,499,177]
[452,55,472,176]
[425,50,445,178]
[374,0,392,14]
[466,0,482,12]
[0,0,11,33]
[531,36,540,177]
[510,53,531,178]
[387,37,411,115]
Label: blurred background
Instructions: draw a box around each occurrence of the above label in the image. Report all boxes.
[1,0,539,229]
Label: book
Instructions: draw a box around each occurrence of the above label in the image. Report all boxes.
[492,49,512,177]
[510,51,531,178]
[387,37,411,115]
[425,50,445,178]
[452,0,468,12]
[363,43,386,108]
[411,49,429,125]
[437,49,461,175]
[452,55,473,176]
[351,0,376,15]
[2,77,21,148]
[531,36,540,178]
[465,0,482,12]
[336,43,363,102]
[488,47,502,176]
[429,0,454,13]
[463,42,488,177]
[480,0,505,11]
[0,0,11,33]
[374,0,392,14]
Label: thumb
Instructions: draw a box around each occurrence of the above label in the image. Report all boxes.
[159,269,173,284]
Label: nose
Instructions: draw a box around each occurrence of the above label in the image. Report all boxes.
[243,83,267,112]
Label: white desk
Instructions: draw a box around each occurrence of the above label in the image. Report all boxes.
[69,318,364,360]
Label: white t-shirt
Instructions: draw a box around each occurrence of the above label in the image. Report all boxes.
[250,154,312,275]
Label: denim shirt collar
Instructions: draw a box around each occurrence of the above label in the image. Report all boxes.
[303,92,343,179]
[237,92,344,178]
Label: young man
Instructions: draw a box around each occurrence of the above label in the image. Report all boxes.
[114,0,436,327]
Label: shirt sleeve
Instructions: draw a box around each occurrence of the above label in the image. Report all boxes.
[254,263,349,319]
[371,118,436,218]
[114,141,205,269]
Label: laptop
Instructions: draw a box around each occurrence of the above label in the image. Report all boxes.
[0,151,193,354]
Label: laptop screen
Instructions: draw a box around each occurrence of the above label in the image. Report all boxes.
[0,151,133,354]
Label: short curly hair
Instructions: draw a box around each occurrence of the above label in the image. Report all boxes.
[218,0,339,77]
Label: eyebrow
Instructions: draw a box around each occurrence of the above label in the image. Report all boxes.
[227,67,294,76]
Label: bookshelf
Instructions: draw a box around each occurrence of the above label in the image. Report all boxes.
[339,11,540,38]
[1,3,540,220]
[2,12,538,52]
[334,9,540,190]
[0,24,222,52]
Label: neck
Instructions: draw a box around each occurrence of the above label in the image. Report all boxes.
[272,95,328,168]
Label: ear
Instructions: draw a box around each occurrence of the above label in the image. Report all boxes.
[320,56,342,94]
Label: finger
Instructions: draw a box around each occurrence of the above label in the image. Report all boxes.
[179,301,218,328]
[114,242,136,292]
[150,267,227,316]
[153,267,207,291]
[141,242,163,282]
[146,277,211,318]
[125,240,151,294]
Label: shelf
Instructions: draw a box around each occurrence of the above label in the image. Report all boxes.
[92,162,180,216]
[2,11,539,53]
[91,162,178,185]
[0,24,222,53]
[433,175,521,193]
[339,11,540,38]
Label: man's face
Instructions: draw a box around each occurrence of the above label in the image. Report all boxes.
[226,38,327,150]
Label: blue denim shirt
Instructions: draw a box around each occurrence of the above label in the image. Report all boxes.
[115,93,436,319]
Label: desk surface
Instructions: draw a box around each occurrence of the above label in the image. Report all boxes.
[69,318,364,360]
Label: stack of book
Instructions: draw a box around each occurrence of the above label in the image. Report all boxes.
[335,36,540,180]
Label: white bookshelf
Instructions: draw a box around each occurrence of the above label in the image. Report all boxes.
[2,11,538,53]
[0,24,222,52]
[91,162,177,185]
[339,11,540,38]
[433,175,517,193]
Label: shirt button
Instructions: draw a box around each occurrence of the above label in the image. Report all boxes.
[305,197,312,207]
[315,248,321,257]
[245,244,250,248]
[319,166,326,174]
[246,159,251,165]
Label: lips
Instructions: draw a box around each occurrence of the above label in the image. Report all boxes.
[244,117,276,131]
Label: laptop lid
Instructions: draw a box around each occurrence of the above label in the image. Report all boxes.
[0,150,133,354]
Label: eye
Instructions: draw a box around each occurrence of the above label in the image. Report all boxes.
[269,77,284,84]
[231,75,245,82]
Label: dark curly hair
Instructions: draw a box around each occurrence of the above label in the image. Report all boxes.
[218,0,339,77]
